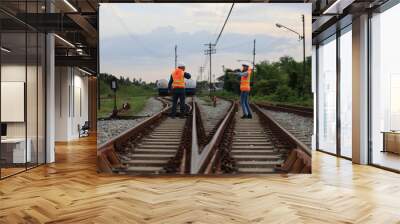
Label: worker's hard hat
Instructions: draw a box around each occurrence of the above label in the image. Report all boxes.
[178,63,186,68]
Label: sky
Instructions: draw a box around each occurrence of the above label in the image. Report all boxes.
[99,3,312,83]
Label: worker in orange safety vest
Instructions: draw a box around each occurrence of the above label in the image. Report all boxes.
[168,63,191,118]
[233,64,253,119]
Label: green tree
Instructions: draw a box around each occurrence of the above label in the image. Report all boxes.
[219,56,312,106]
[274,85,295,102]
[222,69,240,94]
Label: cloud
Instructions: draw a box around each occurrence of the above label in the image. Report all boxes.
[100,3,311,37]
[99,3,312,82]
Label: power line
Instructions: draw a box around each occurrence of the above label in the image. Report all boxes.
[214,3,234,46]
[211,4,229,40]
[200,3,234,86]
[252,39,256,85]
[174,45,177,68]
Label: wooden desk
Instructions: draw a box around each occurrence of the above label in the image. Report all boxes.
[382,131,400,154]
[1,138,31,163]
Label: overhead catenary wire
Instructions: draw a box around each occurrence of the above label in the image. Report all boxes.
[199,4,227,81]
[211,4,229,41]
[200,3,235,81]
[214,3,235,46]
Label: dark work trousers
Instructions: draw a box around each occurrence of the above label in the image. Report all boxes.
[171,88,185,118]
[240,91,252,116]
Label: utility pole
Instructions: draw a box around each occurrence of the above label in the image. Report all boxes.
[252,39,256,86]
[199,66,204,81]
[204,42,216,95]
[174,45,177,68]
[275,15,306,96]
[302,14,306,97]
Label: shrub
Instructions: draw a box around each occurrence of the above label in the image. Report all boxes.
[274,85,295,102]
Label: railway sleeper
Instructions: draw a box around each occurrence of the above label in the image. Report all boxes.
[115,117,187,175]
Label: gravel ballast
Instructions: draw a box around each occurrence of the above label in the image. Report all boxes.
[97,97,163,145]
[196,97,231,137]
[260,108,313,148]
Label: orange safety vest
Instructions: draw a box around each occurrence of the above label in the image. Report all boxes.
[240,68,252,92]
[172,68,185,89]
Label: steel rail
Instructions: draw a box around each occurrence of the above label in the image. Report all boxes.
[97,106,170,173]
[190,98,236,174]
[195,99,310,174]
[97,97,170,173]
[165,99,193,174]
[253,103,311,157]
[256,102,313,117]
[97,97,194,174]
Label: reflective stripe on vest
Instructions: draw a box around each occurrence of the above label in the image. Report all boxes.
[172,68,185,89]
[240,68,252,92]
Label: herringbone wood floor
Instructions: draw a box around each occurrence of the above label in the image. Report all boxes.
[1,136,400,224]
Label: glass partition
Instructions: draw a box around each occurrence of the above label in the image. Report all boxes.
[0,1,46,179]
[27,30,38,169]
[38,32,45,165]
[339,27,352,158]
[317,35,337,154]
[370,3,400,171]
[1,30,28,177]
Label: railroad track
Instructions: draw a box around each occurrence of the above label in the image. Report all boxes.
[117,118,187,174]
[204,102,311,174]
[256,102,313,117]
[256,103,313,149]
[97,97,192,175]
[228,112,286,173]
[98,97,311,175]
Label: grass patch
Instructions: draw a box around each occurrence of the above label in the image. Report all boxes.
[97,78,155,118]
[198,95,213,106]
[98,96,151,118]
[207,90,312,108]
[212,90,239,101]
[251,95,313,108]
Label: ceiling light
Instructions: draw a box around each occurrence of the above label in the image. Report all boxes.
[323,0,355,15]
[78,67,93,76]
[1,47,11,53]
[63,0,78,12]
[54,34,75,48]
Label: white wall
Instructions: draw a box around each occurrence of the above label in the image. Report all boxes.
[54,67,89,141]
[1,64,37,138]
[1,62,46,165]
[55,66,69,141]
[1,65,26,137]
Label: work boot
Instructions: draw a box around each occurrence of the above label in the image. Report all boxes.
[247,114,253,119]
[241,115,247,119]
